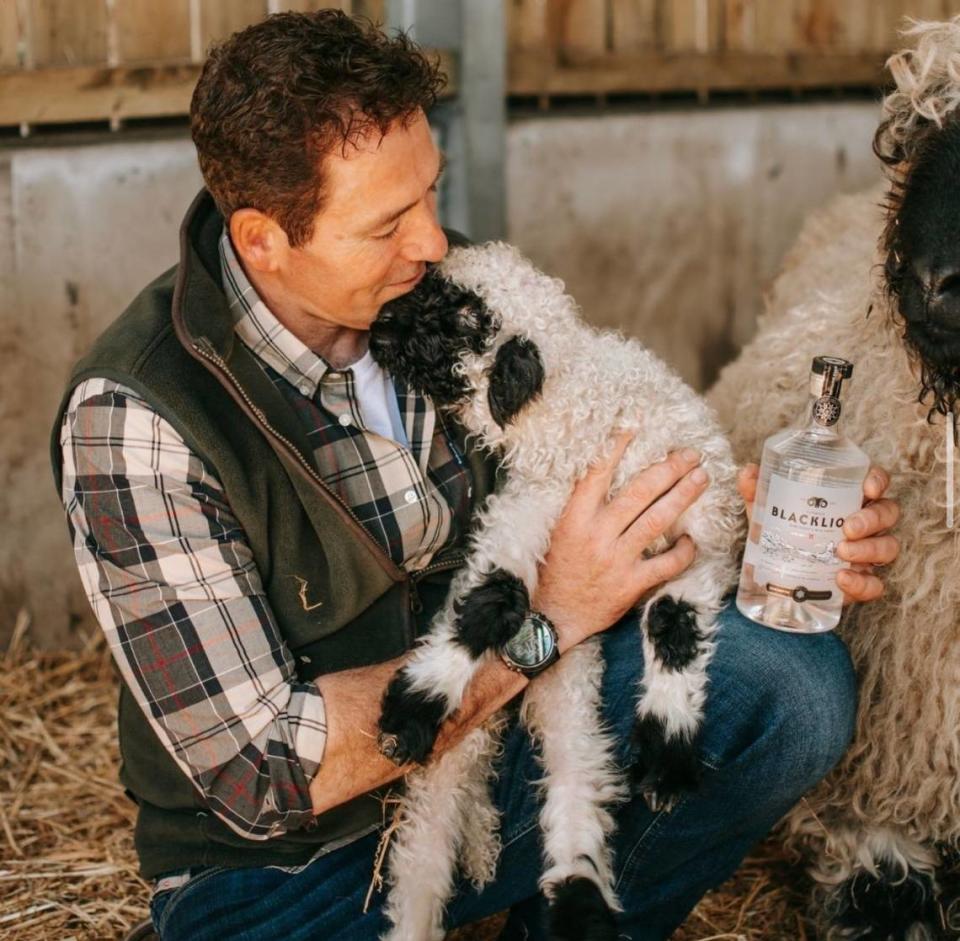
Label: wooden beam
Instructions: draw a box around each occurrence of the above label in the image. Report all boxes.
[0,49,457,128]
[508,49,889,96]
[115,0,192,65]
[198,0,268,52]
[609,0,659,53]
[29,0,108,68]
[0,64,200,125]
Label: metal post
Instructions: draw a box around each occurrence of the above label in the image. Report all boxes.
[459,0,506,241]
[385,0,506,242]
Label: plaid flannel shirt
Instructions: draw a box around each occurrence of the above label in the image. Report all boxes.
[59,231,471,840]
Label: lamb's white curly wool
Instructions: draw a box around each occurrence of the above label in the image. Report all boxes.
[382,241,744,940]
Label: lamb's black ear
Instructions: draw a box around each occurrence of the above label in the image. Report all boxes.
[487,336,544,428]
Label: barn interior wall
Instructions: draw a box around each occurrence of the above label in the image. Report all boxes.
[2,99,883,648]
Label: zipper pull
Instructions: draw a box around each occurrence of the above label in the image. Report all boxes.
[194,336,218,358]
[409,579,423,615]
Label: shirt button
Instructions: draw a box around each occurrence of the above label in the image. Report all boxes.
[404,490,418,504]
[299,383,311,396]
[338,414,352,427]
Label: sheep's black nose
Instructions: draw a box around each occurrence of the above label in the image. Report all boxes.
[918,262,960,329]
[933,270,960,302]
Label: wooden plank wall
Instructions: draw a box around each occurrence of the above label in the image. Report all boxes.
[0,1,385,127]
[508,0,960,96]
[0,1,385,70]
[1,1,959,127]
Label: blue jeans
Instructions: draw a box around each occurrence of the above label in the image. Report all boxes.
[150,595,856,940]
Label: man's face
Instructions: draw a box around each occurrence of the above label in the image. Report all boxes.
[282,109,448,332]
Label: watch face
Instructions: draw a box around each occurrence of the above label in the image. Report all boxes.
[505,617,553,668]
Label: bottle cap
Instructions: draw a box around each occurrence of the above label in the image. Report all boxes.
[811,356,853,379]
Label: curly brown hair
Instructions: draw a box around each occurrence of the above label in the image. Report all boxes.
[190,10,445,247]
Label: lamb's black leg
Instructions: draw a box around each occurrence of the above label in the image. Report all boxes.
[377,673,448,766]
[629,714,702,811]
[547,877,619,941]
[821,860,943,940]
[453,568,530,657]
[631,595,704,811]
[377,569,529,766]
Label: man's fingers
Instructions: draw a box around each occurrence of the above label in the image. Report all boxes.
[620,465,709,553]
[737,464,759,525]
[637,534,696,588]
[843,497,900,539]
[575,431,635,509]
[606,449,703,534]
[837,534,899,565]
[838,568,885,604]
[863,466,891,502]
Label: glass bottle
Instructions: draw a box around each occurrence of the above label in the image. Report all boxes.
[736,356,871,633]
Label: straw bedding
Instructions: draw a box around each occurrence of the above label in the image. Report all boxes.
[2,610,811,941]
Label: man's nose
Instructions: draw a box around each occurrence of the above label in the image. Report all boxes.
[403,202,447,263]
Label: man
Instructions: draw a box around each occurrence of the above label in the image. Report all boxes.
[53,11,900,940]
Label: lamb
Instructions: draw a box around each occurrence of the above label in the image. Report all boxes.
[708,18,960,940]
[368,241,744,940]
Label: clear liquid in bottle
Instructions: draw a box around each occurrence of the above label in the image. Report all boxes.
[736,356,871,633]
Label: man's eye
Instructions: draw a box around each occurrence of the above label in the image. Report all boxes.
[374,225,400,241]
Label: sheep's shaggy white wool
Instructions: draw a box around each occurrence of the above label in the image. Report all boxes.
[877,17,960,165]
[708,176,960,932]
[381,241,744,940]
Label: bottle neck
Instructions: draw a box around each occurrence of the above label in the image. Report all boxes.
[800,390,843,436]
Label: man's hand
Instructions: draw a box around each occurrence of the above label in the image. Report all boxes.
[533,433,707,646]
[311,437,708,815]
[737,463,900,605]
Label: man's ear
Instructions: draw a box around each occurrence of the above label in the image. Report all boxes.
[229,208,287,274]
[487,336,545,428]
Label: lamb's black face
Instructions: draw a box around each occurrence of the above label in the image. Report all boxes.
[370,266,546,429]
[884,118,960,417]
[369,267,499,405]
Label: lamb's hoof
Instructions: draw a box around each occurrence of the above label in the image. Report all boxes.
[454,568,529,658]
[377,672,447,766]
[547,877,618,941]
[821,862,942,940]
[645,595,704,671]
[629,713,702,813]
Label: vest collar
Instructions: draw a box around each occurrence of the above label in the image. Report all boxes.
[173,189,237,358]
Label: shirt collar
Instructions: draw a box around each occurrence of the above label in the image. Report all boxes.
[218,228,329,398]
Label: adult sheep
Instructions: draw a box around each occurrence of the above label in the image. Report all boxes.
[708,19,960,940]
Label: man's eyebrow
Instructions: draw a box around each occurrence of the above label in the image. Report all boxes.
[367,153,447,232]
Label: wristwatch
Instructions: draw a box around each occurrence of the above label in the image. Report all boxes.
[499,611,560,677]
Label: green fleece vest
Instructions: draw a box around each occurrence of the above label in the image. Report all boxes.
[51,190,496,878]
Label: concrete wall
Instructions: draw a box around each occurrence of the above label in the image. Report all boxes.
[0,137,204,649]
[2,100,883,648]
[506,101,882,391]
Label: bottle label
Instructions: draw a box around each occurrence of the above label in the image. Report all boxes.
[744,473,863,598]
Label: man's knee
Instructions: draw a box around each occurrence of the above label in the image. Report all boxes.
[701,600,858,801]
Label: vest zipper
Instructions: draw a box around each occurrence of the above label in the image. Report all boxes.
[412,554,467,579]
[190,336,405,582]
[409,553,466,614]
[408,553,468,617]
